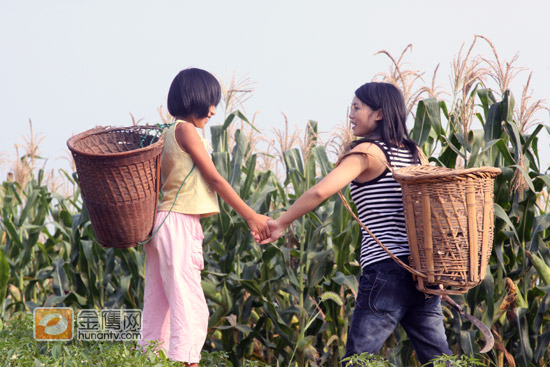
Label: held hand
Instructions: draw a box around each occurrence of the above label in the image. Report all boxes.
[251,231,262,243]
[247,214,271,241]
[251,231,260,242]
[259,219,286,244]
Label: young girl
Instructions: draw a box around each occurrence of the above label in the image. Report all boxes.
[139,68,270,366]
[259,82,452,365]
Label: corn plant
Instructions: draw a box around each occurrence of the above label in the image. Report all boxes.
[199,115,361,367]
[409,86,550,367]
[0,163,146,317]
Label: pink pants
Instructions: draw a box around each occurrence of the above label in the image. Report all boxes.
[138,211,208,363]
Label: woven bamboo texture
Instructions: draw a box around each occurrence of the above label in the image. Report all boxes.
[67,126,164,248]
[393,165,501,295]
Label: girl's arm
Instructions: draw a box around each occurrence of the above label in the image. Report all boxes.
[176,123,271,239]
[260,144,385,244]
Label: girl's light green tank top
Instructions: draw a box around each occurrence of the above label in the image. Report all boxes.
[158,121,220,217]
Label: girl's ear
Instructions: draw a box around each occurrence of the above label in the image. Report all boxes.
[375,109,383,122]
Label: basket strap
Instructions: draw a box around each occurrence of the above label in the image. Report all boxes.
[337,146,428,168]
[336,190,425,278]
[336,148,428,279]
[138,163,196,245]
[417,147,429,165]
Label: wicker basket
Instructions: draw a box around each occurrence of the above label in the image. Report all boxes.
[67,126,164,249]
[393,165,501,295]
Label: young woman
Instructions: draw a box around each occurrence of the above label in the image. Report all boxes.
[259,82,452,365]
[139,68,270,366]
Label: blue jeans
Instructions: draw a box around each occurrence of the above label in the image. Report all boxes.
[344,257,452,366]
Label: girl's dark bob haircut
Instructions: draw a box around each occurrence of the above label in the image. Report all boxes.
[167,68,221,119]
[350,82,419,162]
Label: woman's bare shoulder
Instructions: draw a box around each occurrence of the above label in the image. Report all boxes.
[348,142,385,159]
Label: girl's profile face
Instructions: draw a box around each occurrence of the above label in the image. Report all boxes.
[348,96,382,137]
[193,105,216,129]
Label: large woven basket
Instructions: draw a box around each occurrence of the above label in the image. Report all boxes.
[393,165,501,295]
[67,126,164,249]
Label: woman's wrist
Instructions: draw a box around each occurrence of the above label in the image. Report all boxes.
[276,216,291,231]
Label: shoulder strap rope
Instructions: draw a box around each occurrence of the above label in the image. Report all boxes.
[138,163,196,245]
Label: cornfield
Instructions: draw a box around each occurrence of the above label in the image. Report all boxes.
[1,36,549,367]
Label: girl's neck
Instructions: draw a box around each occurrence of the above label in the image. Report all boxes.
[175,116,198,127]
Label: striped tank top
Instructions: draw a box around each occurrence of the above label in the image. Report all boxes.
[349,141,418,269]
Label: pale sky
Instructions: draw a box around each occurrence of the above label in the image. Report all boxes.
[1,0,549,178]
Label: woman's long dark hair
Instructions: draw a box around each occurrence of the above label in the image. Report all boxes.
[349,82,419,162]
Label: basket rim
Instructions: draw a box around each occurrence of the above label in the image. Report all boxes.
[393,165,501,182]
[67,125,164,158]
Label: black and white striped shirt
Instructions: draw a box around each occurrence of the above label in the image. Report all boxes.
[349,141,417,269]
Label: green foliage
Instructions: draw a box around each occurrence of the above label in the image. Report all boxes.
[0,312,232,366]
[0,314,486,367]
[425,354,485,367]
[342,353,394,367]
[0,170,145,319]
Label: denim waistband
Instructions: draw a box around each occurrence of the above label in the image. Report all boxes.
[363,256,410,274]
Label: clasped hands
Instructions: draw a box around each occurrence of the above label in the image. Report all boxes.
[251,218,286,244]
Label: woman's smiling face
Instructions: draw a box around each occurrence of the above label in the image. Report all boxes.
[349,96,382,137]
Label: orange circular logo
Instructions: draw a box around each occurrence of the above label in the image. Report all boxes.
[34,307,74,341]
